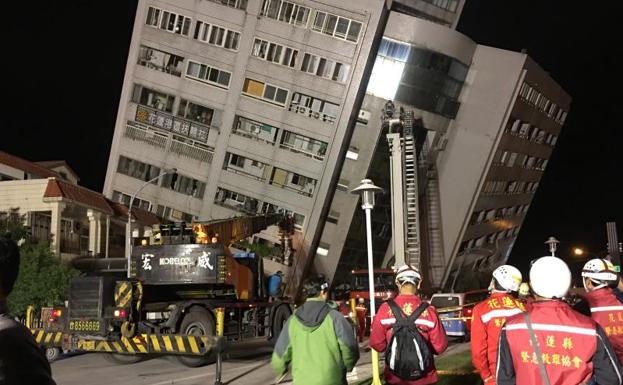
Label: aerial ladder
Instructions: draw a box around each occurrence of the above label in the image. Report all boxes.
[381,101,427,271]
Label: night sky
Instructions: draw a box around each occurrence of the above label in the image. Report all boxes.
[1,1,621,273]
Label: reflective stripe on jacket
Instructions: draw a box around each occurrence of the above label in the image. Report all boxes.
[470,292,524,382]
[496,300,622,385]
[584,287,623,363]
[369,294,448,385]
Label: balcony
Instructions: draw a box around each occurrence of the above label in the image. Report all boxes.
[170,137,214,163]
[279,142,326,161]
[135,105,211,143]
[124,122,214,164]
[124,122,168,149]
[288,104,336,125]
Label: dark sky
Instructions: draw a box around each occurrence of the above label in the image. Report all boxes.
[1,1,621,272]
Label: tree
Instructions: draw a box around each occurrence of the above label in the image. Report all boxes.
[1,210,81,317]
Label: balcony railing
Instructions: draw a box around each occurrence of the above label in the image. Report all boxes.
[288,105,337,124]
[124,122,214,164]
[225,166,267,182]
[125,122,168,149]
[270,180,314,197]
[279,142,325,161]
[170,138,214,163]
[135,104,210,143]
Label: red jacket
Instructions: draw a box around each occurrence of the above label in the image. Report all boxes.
[497,300,622,385]
[369,294,448,385]
[584,287,623,363]
[470,292,525,383]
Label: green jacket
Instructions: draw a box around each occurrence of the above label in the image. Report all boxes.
[271,298,360,385]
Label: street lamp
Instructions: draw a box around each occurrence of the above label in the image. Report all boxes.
[126,168,177,278]
[545,236,559,256]
[573,247,584,257]
[351,178,384,385]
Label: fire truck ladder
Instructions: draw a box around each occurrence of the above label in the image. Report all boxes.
[402,112,421,268]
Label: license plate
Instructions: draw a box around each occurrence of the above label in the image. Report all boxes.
[69,320,102,332]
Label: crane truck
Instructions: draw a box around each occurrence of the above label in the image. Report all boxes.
[28,213,294,367]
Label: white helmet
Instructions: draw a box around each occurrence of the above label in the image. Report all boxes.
[530,256,571,299]
[582,258,618,290]
[395,265,422,286]
[492,265,523,292]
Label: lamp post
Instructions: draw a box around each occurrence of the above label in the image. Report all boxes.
[545,236,559,256]
[126,168,177,278]
[351,178,384,385]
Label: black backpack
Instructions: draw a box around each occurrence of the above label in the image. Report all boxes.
[384,300,434,380]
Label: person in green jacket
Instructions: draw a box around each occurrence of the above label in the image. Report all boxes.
[271,275,360,385]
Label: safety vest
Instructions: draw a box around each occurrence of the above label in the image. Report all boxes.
[470,292,525,381]
[584,287,623,362]
[503,301,598,385]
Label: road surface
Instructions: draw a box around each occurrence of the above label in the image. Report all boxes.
[51,339,467,385]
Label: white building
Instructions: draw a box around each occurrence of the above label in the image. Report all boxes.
[0,151,158,263]
[102,0,569,290]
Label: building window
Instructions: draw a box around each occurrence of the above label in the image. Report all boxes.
[336,178,349,192]
[289,92,339,124]
[280,131,328,160]
[177,99,214,126]
[156,204,195,222]
[300,53,351,82]
[214,187,260,214]
[117,156,161,183]
[232,116,279,143]
[112,191,152,211]
[146,7,192,36]
[242,78,289,106]
[261,0,311,27]
[311,11,362,43]
[346,146,359,160]
[205,0,248,10]
[223,152,271,181]
[137,45,184,77]
[131,84,175,112]
[427,0,459,12]
[327,210,340,224]
[186,60,231,89]
[316,243,330,256]
[270,168,317,197]
[193,21,241,50]
[161,172,206,199]
[252,38,298,68]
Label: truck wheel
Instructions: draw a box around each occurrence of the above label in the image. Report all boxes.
[104,353,144,364]
[45,347,61,363]
[177,307,215,367]
[269,305,292,345]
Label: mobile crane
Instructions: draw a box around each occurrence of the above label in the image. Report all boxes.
[28,213,294,367]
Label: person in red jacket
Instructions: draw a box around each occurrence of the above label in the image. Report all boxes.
[580,258,623,363]
[497,256,622,385]
[370,265,448,385]
[470,265,525,384]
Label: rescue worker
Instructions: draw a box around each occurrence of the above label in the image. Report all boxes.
[267,270,284,300]
[497,256,622,385]
[271,275,359,385]
[369,265,448,385]
[579,258,623,363]
[0,236,56,385]
[518,282,534,310]
[470,265,525,385]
